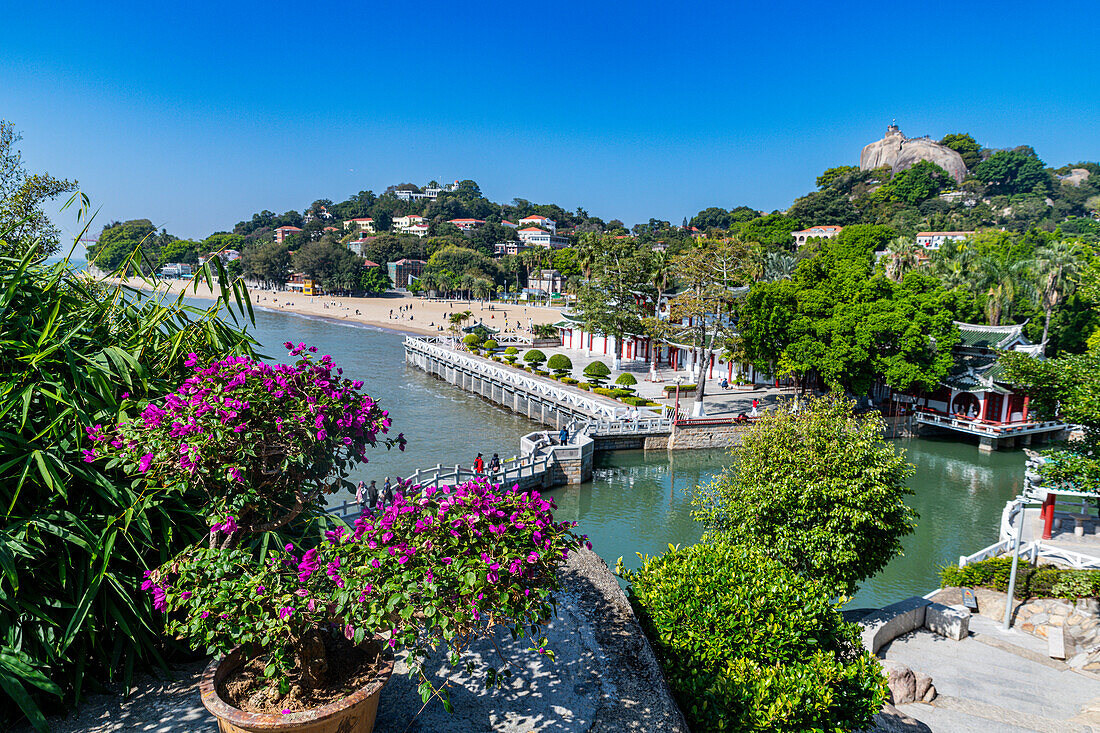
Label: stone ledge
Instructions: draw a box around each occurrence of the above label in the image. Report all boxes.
[860,596,931,655]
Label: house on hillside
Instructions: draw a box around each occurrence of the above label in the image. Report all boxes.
[275,226,302,244]
[198,249,241,266]
[303,207,333,224]
[343,217,376,234]
[909,322,1064,451]
[518,215,556,233]
[915,231,975,250]
[791,225,842,246]
[517,228,569,249]
[493,241,529,257]
[448,218,486,232]
[393,215,428,236]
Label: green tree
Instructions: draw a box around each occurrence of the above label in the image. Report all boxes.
[546,353,573,378]
[623,540,885,732]
[940,133,982,171]
[573,238,651,369]
[242,241,291,287]
[815,165,861,190]
[523,349,546,369]
[974,149,1051,195]
[668,239,750,415]
[882,160,953,205]
[88,220,159,272]
[1032,240,1087,350]
[692,397,916,597]
[0,121,78,258]
[733,213,803,250]
[359,265,391,293]
[582,360,611,386]
[158,239,201,266]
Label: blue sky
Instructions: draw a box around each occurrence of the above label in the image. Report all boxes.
[3,1,1098,255]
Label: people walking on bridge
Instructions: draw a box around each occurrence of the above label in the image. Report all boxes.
[382,477,392,504]
[559,426,569,445]
[489,453,500,473]
[474,453,485,474]
[367,480,378,507]
[355,480,366,509]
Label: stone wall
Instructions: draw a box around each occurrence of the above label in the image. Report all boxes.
[934,586,1100,653]
[667,422,750,450]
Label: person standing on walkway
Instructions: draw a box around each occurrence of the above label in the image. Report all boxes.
[473,453,485,475]
[559,427,568,445]
[750,398,759,418]
[382,477,392,505]
[489,453,500,473]
[356,480,366,509]
[367,480,378,507]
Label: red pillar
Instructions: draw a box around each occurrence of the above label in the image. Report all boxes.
[978,393,988,422]
[1041,493,1055,540]
[728,361,733,381]
[1022,396,1030,422]
[708,354,714,379]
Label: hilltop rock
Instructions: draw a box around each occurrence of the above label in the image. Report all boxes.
[1062,168,1091,186]
[860,124,968,184]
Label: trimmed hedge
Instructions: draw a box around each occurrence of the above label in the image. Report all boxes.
[663,384,697,393]
[534,369,550,377]
[583,361,611,386]
[503,346,519,364]
[547,353,573,378]
[561,377,579,385]
[621,396,658,407]
[523,349,547,368]
[940,557,1100,599]
[625,541,885,732]
[482,339,499,351]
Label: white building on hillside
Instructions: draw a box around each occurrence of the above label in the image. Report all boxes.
[916,231,975,250]
[393,215,427,234]
[791,225,842,245]
[518,215,556,233]
[448,218,486,231]
[517,228,569,249]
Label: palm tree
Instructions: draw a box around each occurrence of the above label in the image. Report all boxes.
[761,251,799,282]
[931,245,979,298]
[459,273,476,302]
[472,277,493,302]
[448,309,473,344]
[884,237,921,282]
[975,254,1033,326]
[1033,240,1086,351]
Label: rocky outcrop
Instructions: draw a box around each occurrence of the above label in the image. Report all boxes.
[1062,168,1091,187]
[860,125,968,184]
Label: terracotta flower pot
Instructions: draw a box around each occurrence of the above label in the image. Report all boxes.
[200,644,394,733]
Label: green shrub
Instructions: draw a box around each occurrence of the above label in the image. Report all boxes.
[560,377,579,385]
[532,323,558,339]
[534,369,550,377]
[491,356,502,362]
[546,353,573,378]
[583,361,611,386]
[592,387,616,397]
[523,349,547,369]
[616,372,638,385]
[579,383,590,390]
[663,383,697,393]
[940,557,1100,599]
[462,333,483,349]
[624,541,885,733]
[621,396,658,407]
[503,346,519,364]
[612,388,634,399]
[482,339,498,351]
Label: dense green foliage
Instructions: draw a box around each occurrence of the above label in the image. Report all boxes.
[522,349,546,368]
[0,234,257,729]
[546,353,572,378]
[623,541,885,732]
[692,397,916,597]
[0,122,78,259]
[940,557,1100,600]
[582,360,611,386]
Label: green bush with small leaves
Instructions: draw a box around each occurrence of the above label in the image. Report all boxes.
[560,377,579,385]
[503,346,519,364]
[592,387,616,397]
[482,339,498,351]
[940,557,1100,599]
[583,361,611,386]
[462,333,483,349]
[624,541,885,733]
[663,384,697,393]
[546,354,573,378]
[621,396,659,407]
[523,349,547,368]
[615,373,638,393]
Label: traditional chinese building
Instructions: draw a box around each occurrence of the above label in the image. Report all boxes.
[910,322,1064,451]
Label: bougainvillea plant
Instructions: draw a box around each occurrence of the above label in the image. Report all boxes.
[92,344,587,710]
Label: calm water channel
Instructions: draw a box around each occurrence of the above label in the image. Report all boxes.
[236,304,1025,610]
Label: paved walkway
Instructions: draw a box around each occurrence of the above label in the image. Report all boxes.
[883,613,1100,732]
[522,345,797,417]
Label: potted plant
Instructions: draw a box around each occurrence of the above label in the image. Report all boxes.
[94,344,587,731]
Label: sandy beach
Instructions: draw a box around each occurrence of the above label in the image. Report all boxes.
[108,277,566,338]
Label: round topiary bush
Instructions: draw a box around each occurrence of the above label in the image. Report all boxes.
[462,333,483,349]
[523,349,547,369]
[615,372,637,393]
[623,541,885,732]
[583,360,611,386]
[503,346,519,364]
[546,353,573,378]
[482,339,499,351]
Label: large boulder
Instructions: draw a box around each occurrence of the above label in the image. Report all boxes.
[860,124,968,184]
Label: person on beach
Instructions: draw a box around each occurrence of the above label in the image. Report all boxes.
[355,480,365,508]
[473,453,485,474]
[489,453,500,473]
